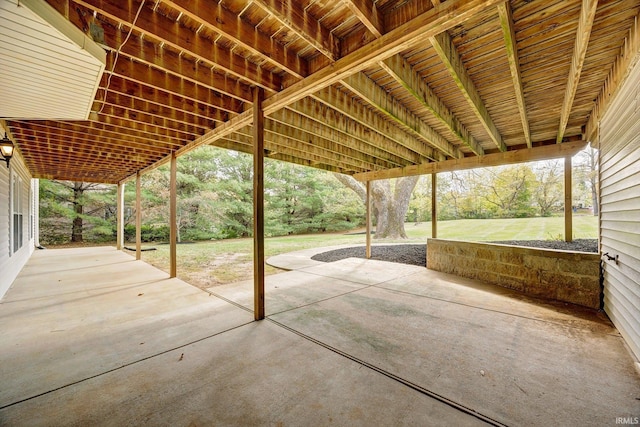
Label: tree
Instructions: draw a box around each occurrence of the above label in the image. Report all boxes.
[533,160,563,216]
[477,165,536,218]
[575,145,599,215]
[39,180,115,244]
[333,174,419,239]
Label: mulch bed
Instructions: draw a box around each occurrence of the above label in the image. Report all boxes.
[311,239,598,267]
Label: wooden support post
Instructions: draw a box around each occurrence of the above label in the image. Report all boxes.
[366,180,372,259]
[431,173,437,239]
[169,152,177,278]
[564,156,573,242]
[135,171,142,260]
[253,87,265,321]
[116,182,125,250]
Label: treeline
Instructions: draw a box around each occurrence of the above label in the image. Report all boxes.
[39,146,597,245]
[410,151,597,222]
[39,146,365,244]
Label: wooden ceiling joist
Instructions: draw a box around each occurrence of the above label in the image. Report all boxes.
[70,0,282,91]
[6,0,639,185]
[104,54,245,114]
[354,140,589,181]
[378,54,485,156]
[250,0,338,61]
[286,98,420,165]
[269,108,407,168]
[585,12,640,142]
[310,87,431,164]
[341,73,457,160]
[497,2,531,148]
[342,0,384,37]
[429,30,508,152]
[556,0,599,143]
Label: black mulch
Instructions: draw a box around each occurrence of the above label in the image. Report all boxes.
[311,239,598,267]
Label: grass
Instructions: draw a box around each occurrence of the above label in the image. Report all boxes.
[135,215,598,290]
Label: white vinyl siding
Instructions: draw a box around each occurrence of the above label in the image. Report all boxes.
[0,150,34,300]
[599,58,640,361]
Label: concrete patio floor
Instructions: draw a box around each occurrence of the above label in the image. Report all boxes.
[0,247,638,426]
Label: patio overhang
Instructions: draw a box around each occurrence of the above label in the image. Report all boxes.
[0,0,638,184]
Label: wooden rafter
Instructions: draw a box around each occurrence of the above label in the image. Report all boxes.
[162,0,308,78]
[100,74,231,124]
[251,0,338,61]
[262,0,504,114]
[84,13,254,103]
[341,73,457,160]
[354,140,589,181]
[255,0,450,166]
[585,12,640,142]
[557,0,599,143]
[270,109,405,168]
[497,2,531,148]
[69,0,282,91]
[128,0,502,182]
[104,54,245,114]
[379,55,484,155]
[342,0,383,37]
[429,30,507,152]
[286,98,419,165]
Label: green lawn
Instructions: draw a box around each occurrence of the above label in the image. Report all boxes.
[138,215,598,289]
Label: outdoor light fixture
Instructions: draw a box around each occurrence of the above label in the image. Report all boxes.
[0,134,15,168]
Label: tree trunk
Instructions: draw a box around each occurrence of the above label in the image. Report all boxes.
[332,174,419,239]
[71,182,84,243]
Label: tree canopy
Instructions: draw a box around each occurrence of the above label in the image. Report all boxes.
[38,146,598,245]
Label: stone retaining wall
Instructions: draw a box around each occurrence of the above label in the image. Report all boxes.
[427,239,601,309]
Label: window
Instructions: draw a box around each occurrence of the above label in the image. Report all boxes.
[11,173,23,253]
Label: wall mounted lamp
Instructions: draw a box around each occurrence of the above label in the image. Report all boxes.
[0,134,15,168]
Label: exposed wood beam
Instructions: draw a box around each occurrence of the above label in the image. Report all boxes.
[116,183,124,250]
[69,0,282,91]
[100,77,231,126]
[564,156,573,242]
[341,73,459,160]
[135,171,142,260]
[285,99,413,166]
[354,140,589,181]
[236,123,382,171]
[218,133,359,173]
[497,2,531,148]
[366,180,371,259]
[169,151,177,278]
[163,0,308,78]
[379,55,484,155]
[126,0,504,182]
[97,105,205,137]
[241,0,339,61]
[98,94,217,130]
[104,55,244,114]
[429,31,507,152]
[221,132,365,173]
[253,87,265,321]
[263,0,505,114]
[11,125,179,156]
[311,87,425,164]
[95,115,198,141]
[274,107,407,167]
[557,0,598,143]
[11,120,183,149]
[342,0,383,37]
[92,19,254,102]
[585,12,640,142]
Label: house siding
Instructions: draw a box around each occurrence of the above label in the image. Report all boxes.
[599,58,640,362]
[0,148,35,300]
